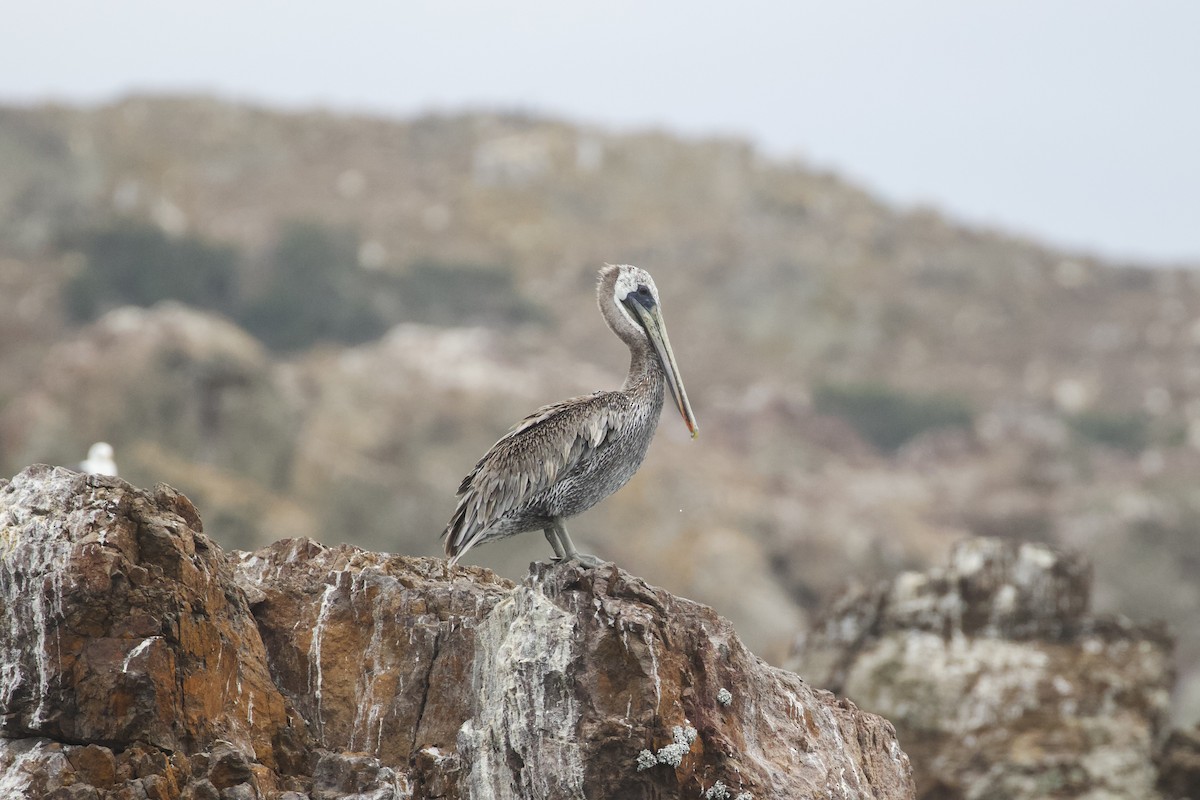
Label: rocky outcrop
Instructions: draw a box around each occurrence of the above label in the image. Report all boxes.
[790,537,1174,800]
[0,465,305,798]
[1157,724,1200,800]
[0,465,914,799]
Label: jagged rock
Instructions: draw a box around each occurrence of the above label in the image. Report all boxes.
[0,465,914,799]
[790,537,1174,800]
[234,539,913,799]
[0,465,295,761]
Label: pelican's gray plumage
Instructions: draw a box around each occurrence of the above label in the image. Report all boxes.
[443,263,697,566]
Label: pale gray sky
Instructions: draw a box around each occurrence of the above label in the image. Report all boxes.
[4,1,1198,263]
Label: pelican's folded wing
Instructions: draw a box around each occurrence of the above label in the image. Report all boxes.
[443,392,624,562]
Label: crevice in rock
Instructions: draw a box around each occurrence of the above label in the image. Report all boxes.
[410,627,442,758]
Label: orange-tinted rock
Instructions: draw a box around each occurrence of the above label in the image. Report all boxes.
[0,466,294,769]
[66,745,117,789]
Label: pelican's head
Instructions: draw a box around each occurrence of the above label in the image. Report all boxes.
[598,264,698,438]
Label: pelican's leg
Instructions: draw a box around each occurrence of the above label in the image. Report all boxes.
[551,522,605,568]
[544,527,566,561]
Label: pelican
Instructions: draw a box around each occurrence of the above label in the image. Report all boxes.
[443,263,698,567]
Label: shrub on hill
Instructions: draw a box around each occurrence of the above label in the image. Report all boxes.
[814,381,974,453]
[1066,409,1152,453]
[236,221,390,351]
[62,220,238,321]
[60,218,545,352]
[399,260,545,326]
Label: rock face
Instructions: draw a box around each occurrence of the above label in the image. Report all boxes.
[0,465,305,798]
[0,465,914,799]
[790,538,1174,800]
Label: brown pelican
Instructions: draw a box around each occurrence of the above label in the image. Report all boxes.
[443,263,698,567]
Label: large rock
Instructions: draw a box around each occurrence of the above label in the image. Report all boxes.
[0,465,914,799]
[790,537,1174,800]
[0,466,297,764]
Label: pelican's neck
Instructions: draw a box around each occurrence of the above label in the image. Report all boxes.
[622,338,663,394]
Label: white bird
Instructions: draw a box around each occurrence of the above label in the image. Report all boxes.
[80,442,118,476]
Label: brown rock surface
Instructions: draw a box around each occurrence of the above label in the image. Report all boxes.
[0,464,295,765]
[0,465,914,799]
[790,537,1175,800]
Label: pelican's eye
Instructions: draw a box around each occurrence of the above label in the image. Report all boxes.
[625,283,656,312]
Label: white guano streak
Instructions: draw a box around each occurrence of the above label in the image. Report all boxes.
[462,583,584,800]
[121,637,158,673]
[0,517,70,728]
[309,579,340,742]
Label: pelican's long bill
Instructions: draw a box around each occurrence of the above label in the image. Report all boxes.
[626,296,699,438]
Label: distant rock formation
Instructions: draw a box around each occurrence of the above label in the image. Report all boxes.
[0,465,914,799]
[1157,724,1200,799]
[790,537,1175,800]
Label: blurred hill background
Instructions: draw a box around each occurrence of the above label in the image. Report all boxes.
[1,96,1198,730]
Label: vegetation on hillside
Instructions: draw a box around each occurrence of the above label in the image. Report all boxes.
[237,221,390,351]
[62,221,238,321]
[61,218,544,352]
[813,381,974,453]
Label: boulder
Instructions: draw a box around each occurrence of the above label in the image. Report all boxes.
[790,537,1174,800]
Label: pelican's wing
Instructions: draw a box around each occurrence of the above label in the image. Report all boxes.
[443,392,624,563]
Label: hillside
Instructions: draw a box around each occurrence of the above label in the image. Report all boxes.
[0,95,1198,727]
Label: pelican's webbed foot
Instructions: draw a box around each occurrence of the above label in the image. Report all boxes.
[568,552,607,569]
[543,552,607,569]
[544,522,606,569]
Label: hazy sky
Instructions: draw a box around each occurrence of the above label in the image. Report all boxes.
[4,1,1198,264]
